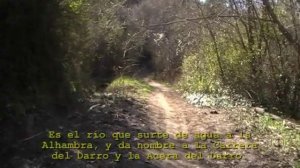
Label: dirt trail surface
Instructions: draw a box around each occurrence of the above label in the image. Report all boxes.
[142,81,289,168]
[2,81,292,168]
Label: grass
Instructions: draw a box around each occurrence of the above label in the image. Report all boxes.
[230,108,300,167]
[106,76,154,98]
[257,114,300,152]
[295,161,300,168]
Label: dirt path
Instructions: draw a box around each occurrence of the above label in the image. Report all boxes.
[141,80,288,168]
[3,80,292,168]
[147,81,189,137]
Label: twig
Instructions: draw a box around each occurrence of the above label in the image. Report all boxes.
[20,131,44,142]
[88,104,101,111]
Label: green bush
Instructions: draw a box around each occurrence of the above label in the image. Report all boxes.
[177,43,221,94]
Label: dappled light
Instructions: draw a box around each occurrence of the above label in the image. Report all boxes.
[0,0,300,168]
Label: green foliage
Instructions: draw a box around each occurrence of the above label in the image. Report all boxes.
[177,0,300,117]
[177,44,221,94]
[229,108,300,167]
[257,114,300,151]
[0,0,130,119]
[68,0,84,13]
[106,76,153,97]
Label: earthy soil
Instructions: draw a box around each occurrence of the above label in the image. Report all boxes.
[0,80,293,168]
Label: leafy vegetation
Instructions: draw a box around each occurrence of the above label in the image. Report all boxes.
[2,0,299,119]
[229,107,300,167]
[256,114,300,152]
[106,76,153,98]
[177,46,222,94]
[0,0,144,120]
[1,0,300,167]
[172,0,300,119]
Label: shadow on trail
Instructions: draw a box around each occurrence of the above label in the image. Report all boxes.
[1,90,221,168]
[1,80,292,168]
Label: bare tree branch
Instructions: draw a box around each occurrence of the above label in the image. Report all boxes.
[146,14,273,28]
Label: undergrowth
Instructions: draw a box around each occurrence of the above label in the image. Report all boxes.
[230,108,300,167]
[106,76,153,98]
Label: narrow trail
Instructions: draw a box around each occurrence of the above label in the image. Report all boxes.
[147,81,189,137]
[140,80,285,168]
[3,80,292,168]
[147,80,232,138]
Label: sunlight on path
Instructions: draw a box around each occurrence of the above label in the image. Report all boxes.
[143,80,267,168]
[146,81,208,168]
